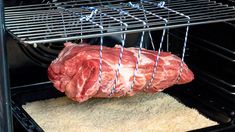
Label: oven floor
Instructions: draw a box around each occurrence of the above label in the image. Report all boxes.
[22,92,217,132]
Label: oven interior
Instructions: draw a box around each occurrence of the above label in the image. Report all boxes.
[3,0,235,131]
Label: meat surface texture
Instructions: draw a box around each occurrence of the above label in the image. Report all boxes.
[48,42,194,103]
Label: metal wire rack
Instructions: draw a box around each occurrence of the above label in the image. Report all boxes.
[4,0,235,44]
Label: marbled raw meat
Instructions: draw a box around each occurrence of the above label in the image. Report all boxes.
[48,42,194,103]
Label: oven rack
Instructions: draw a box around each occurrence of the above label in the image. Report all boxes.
[4,0,235,44]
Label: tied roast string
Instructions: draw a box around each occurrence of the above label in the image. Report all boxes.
[83,7,129,95]
[80,6,104,84]
[124,3,147,93]
[126,1,168,89]
[141,0,191,86]
[125,2,168,91]
[104,5,147,93]
[96,12,128,96]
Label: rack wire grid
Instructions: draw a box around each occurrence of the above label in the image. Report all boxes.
[4,0,235,44]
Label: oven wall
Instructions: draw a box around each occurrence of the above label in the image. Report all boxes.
[0,0,13,131]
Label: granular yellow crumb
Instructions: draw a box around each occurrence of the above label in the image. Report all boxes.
[23,92,217,132]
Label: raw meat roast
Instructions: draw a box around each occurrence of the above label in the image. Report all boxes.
[48,42,194,103]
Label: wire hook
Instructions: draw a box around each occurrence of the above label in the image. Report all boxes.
[60,12,68,42]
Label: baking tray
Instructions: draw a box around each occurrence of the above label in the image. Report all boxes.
[11,78,235,132]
